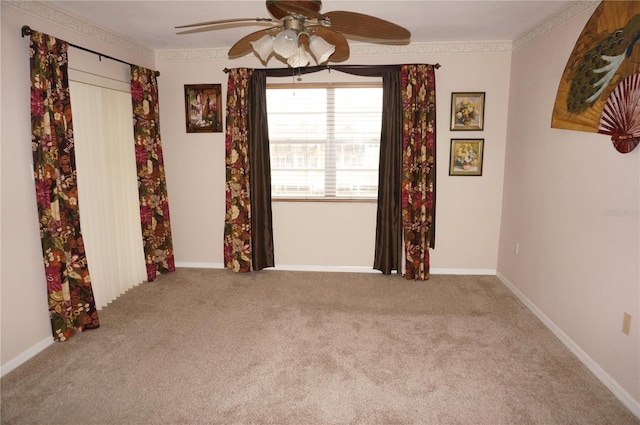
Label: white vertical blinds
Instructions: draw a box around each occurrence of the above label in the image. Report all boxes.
[266,83,383,199]
[70,81,147,310]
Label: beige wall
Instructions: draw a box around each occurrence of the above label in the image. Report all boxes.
[0,5,51,370]
[497,4,640,409]
[158,50,510,273]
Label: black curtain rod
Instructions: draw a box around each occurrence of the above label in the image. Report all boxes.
[21,25,160,77]
[223,62,440,76]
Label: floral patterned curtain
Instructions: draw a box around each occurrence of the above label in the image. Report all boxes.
[224,68,254,272]
[401,64,437,280]
[131,66,175,281]
[29,31,100,341]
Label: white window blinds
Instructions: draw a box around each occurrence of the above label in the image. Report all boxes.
[266,83,383,200]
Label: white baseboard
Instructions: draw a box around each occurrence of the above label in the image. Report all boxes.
[176,262,379,273]
[496,271,640,419]
[1,336,54,378]
[431,268,496,275]
[175,262,496,276]
[175,261,225,269]
[270,264,380,273]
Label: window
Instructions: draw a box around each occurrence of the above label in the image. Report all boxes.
[266,83,383,200]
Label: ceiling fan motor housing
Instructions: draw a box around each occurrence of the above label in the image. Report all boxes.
[282,15,307,35]
[266,0,322,19]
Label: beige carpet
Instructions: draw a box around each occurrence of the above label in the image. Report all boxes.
[1,268,638,425]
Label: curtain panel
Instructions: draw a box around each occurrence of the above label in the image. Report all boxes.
[247,71,276,271]
[374,70,403,275]
[224,68,276,272]
[401,64,437,280]
[224,68,254,272]
[131,66,175,281]
[29,31,100,341]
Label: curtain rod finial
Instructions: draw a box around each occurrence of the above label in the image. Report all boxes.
[21,25,32,37]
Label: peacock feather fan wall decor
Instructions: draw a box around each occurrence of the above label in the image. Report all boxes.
[552,0,640,153]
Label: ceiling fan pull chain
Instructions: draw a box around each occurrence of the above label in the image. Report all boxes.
[292,69,296,95]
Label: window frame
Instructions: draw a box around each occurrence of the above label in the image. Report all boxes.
[266,82,383,203]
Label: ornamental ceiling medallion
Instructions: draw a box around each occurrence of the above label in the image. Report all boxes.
[551,0,640,153]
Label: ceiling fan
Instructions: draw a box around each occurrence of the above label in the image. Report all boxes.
[175,0,411,67]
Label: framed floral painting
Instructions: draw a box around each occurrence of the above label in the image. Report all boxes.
[449,139,484,176]
[184,84,222,133]
[450,92,485,131]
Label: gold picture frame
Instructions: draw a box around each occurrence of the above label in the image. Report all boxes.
[449,139,484,176]
[450,92,485,131]
[184,84,222,133]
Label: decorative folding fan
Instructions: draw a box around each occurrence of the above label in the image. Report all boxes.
[598,73,640,153]
[551,1,640,154]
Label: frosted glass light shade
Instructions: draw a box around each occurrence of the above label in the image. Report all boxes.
[309,35,335,64]
[273,29,299,59]
[250,34,274,63]
[287,45,311,68]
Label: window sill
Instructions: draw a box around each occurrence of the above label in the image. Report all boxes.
[272,197,377,203]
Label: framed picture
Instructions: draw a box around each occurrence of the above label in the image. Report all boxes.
[450,92,485,131]
[449,138,484,176]
[184,84,222,133]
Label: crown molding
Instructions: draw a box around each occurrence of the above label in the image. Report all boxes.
[513,0,599,51]
[155,40,513,62]
[349,41,513,55]
[5,0,154,59]
[155,48,229,62]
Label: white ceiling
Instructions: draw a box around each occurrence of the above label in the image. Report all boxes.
[46,0,577,52]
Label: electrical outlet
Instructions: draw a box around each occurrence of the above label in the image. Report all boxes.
[514,242,519,255]
[622,312,632,335]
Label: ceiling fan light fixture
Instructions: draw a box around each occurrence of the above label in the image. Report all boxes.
[273,28,299,58]
[287,45,311,67]
[250,34,274,63]
[179,0,413,67]
[309,35,335,64]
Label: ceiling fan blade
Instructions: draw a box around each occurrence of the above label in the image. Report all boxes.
[268,1,325,20]
[311,26,349,62]
[228,28,275,59]
[177,23,275,36]
[323,11,411,41]
[176,17,273,29]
